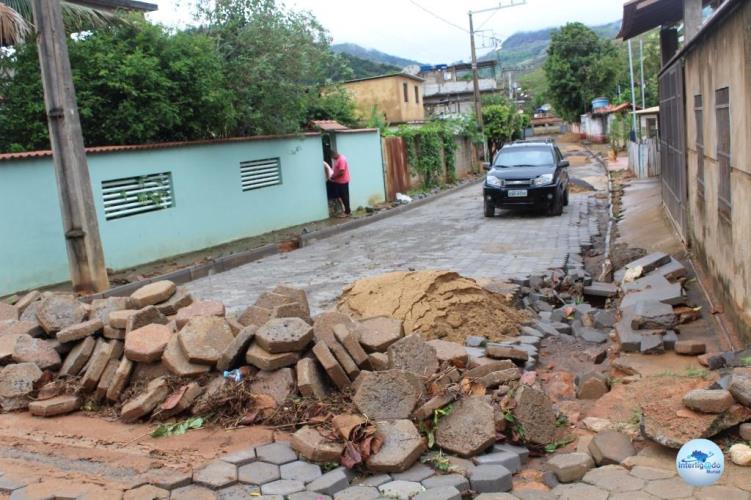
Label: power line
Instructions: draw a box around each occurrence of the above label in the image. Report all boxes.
[407,0,469,34]
[478,9,500,29]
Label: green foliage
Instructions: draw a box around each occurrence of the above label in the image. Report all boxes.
[331,42,420,68]
[151,416,204,438]
[544,436,575,453]
[609,113,630,152]
[331,52,400,81]
[390,120,462,188]
[518,67,549,115]
[482,98,528,151]
[544,22,620,123]
[308,86,359,128]
[0,16,235,151]
[418,404,454,449]
[421,451,451,472]
[612,31,661,109]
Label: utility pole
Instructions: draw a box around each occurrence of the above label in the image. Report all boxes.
[627,39,638,136]
[31,0,109,293]
[468,0,526,132]
[639,37,646,110]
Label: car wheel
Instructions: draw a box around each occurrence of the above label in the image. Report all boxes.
[484,199,495,218]
[547,191,563,216]
[563,187,569,206]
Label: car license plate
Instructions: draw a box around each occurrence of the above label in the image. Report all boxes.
[508,189,527,197]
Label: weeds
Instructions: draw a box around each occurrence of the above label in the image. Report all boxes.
[151,416,204,438]
[544,436,575,453]
[421,450,452,473]
[629,408,643,426]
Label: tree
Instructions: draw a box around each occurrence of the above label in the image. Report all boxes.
[196,0,351,136]
[544,22,619,123]
[0,17,235,152]
[612,31,660,108]
[0,0,112,46]
[482,99,528,154]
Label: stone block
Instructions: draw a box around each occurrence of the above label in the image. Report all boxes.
[359,316,404,352]
[246,342,299,371]
[158,381,203,419]
[256,318,313,354]
[261,479,305,495]
[154,286,193,316]
[124,323,172,362]
[625,252,671,273]
[281,461,322,483]
[28,394,80,417]
[175,300,225,329]
[333,486,378,500]
[59,336,96,377]
[296,358,330,400]
[464,360,516,379]
[387,334,439,376]
[512,385,557,446]
[221,447,257,466]
[312,311,357,345]
[485,344,529,362]
[170,485,218,500]
[36,294,86,334]
[237,305,272,329]
[546,452,594,482]
[329,340,360,379]
[576,372,609,400]
[312,341,351,390]
[131,280,176,308]
[631,301,677,330]
[583,282,618,298]
[217,326,257,371]
[125,306,169,333]
[193,460,238,489]
[238,461,280,485]
[120,376,169,422]
[682,389,735,414]
[366,420,426,473]
[256,291,297,311]
[675,340,706,355]
[249,368,296,405]
[12,335,60,370]
[436,397,496,457]
[81,339,116,391]
[178,316,235,365]
[108,309,137,329]
[477,368,521,389]
[272,285,310,315]
[414,486,461,500]
[162,334,212,377]
[353,370,422,420]
[492,443,530,464]
[306,468,350,496]
[729,376,751,407]
[124,485,169,500]
[94,358,120,401]
[413,393,456,421]
[468,465,512,493]
[291,426,345,463]
[368,352,389,371]
[421,474,469,493]
[256,442,298,465]
[472,451,521,473]
[378,480,425,499]
[588,431,635,465]
[333,323,369,368]
[621,282,685,309]
[56,318,103,343]
[106,356,134,402]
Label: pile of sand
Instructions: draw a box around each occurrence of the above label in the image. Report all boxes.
[338,270,528,343]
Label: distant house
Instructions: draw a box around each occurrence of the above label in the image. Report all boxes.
[418,61,499,118]
[579,102,639,143]
[339,74,425,124]
[620,0,751,337]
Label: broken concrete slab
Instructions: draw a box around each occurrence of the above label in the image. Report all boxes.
[306,468,349,496]
[593,310,617,329]
[359,316,404,353]
[296,357,330,400]
[81,339,116,391]
[621,283,686,309]
[175,300,226,329]
[56,318,103,343]
[249,368,296,405]
[571,322,608,344]
[246,342,299,371]
[426,340,468,368]
[368,352,389,371]
[36,295,86,334]
[12,335,61,370]
[353,370,422,420]
[655,258,688,281]
[0,362,43,411]
[583,282,618,298]
[14,291,41,314]
[472,451,521,473]
[631,301,676,330]
[682,389,735,414]
[625,252,671,274]
[387,334,439,376]
[106,356,134,402]
[435,397,496,457]
[178,316,235,366]
[256,318,314,354]
[0,320,44,338]
[291,426,345,463]
[588,431,635,465]
[125,324,172,363]
[154,287,193,316]
[131,280,177,308]
[29,394,80,417]
[59,336,96,377]
[512,385,556,446]
[163,334,212,377]
[312,341,350,390]
[217,326,257,371]
[366,419,426,473]
[126,306,169,333]
[121,376,169,422]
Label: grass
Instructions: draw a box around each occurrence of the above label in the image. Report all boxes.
[654,368,709,380]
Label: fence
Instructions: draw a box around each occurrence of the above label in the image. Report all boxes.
[628,139,661,178]
[0,130,385,296]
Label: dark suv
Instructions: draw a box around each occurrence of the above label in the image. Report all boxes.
[483,139,569,217]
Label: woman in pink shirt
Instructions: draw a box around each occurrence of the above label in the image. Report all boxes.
[330,150,351,217]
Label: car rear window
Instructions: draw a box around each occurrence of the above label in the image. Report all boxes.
[494,147,553,167]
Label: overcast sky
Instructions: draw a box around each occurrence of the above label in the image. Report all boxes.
[148,0,625,64]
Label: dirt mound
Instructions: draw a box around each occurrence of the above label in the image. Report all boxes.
[338,270,528,342]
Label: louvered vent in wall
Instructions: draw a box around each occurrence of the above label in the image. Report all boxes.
[240,158,282,191]
[102,172,174,220]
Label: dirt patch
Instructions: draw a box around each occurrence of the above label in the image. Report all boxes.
[338,270,529,342]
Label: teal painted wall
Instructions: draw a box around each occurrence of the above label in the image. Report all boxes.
[334,131,386,209]
[0,131,385,296]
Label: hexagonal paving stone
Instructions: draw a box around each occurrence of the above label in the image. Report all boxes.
[171,484,219,500]
[216,483,260,500]
[468,465,512,494]
[353,370,422,420]
[551,483,609,500]
[421,474,469,493]
[178,317,234,366]
[280,461,322,483]
[582,465,645,492]
[435,397,495,458]
[414,486,462,500]
[124,323,172,362]
[391,463,435,482]
[305,468,350,496]
[256,442,298,465]
[255,318,313,354]
[628,466,675,480]
[261,479,305,495]
[193,461,238,489]
[123,484,169,500]
[378,480,425,499]
[288,492,333,500]
[366,420,426,473]
[238,461,280,485]
[644,477,695,499]
[221,447,257,466]
[333,486,380,500]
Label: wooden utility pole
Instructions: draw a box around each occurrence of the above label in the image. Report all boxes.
[31,0,109,293]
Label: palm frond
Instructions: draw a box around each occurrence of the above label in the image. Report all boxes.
[0,2,30,45]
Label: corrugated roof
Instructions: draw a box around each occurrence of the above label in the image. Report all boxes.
[636,106,660,115]
[340,73,424,84]
[0,133,322,163]
[309,120,349,132]
[592,102,640,115]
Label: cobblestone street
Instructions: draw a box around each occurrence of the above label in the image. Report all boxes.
[187,177,605,315]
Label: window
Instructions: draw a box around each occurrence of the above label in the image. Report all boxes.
[694,94,704,198]
[403,82,409,103]
[414,85,419,104]
[715,87,731,218]
[240,158,282,191]
[102,172,173,220]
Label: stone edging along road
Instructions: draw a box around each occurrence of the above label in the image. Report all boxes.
[85,180,482,302]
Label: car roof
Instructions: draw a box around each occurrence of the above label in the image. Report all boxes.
[499,142,555,151]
